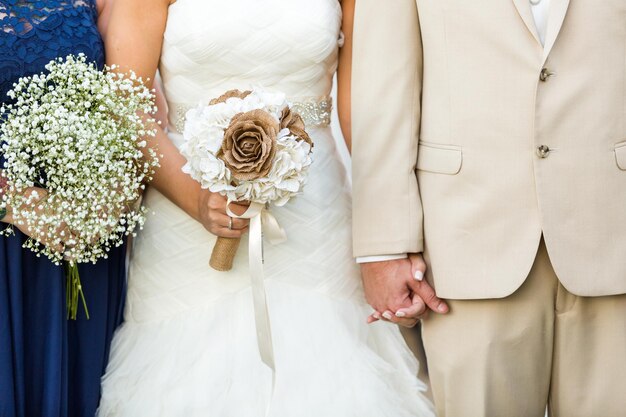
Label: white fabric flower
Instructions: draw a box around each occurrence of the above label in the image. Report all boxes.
[181,88,312,208]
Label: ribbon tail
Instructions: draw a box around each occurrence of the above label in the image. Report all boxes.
[248,213,276,415]
[261,210,287,245]
[249,213,275,370]
[226,201,279,414]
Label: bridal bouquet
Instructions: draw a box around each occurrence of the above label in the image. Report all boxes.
[0,54,159,318]
[181,89,313,271]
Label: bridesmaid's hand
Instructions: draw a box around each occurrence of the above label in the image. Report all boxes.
[2,187,77,252]
[197,189,249,238]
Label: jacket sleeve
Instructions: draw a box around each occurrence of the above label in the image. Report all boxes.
[351,0,424,257]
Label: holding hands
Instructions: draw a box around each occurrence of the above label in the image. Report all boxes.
[361,254,449,327]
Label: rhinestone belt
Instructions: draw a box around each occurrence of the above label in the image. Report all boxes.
[170,96,333,134]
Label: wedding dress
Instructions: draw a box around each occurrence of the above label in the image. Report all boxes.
[97,1,435,416]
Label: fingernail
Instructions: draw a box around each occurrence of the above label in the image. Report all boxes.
[396,311,406,318]
[382,311,394,320]
[372,312,381,319]
[438,303,447,313]
[414,270,424,281]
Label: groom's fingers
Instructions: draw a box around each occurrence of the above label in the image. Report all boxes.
[360,257,415,315]
[367,312,380,324]
[407,278,449,314]
[380,310,420,328]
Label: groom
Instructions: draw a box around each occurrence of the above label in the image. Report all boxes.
[351,0,626,416]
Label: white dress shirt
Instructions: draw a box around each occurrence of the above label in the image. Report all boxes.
[357,0,551,264]
[531,0,550,45]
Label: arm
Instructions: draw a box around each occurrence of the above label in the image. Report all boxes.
[98,0,170,128]
[104,0,197,218]
[337,0,354,151]
[351,0,423,257]
[339,0,407,264]
[104,0,248,237]
[351,0,447,326]
[96,0,111,35]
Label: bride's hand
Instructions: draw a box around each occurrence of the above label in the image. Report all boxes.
[197,189,249,238]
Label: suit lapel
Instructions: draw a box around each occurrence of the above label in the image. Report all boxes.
[542,0,571,63]
[512,0,542,46]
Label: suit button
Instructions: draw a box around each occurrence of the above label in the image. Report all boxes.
[539,68,554,82]
[537,145,551,158]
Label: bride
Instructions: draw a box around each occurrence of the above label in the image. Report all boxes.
[97,0,436,416]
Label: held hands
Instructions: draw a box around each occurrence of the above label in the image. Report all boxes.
[197,189,250,238]
[360,254,449,328]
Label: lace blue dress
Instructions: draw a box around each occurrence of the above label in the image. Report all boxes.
[0,1,126,416]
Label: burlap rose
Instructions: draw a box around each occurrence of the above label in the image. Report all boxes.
[280,107,313,147]
[209,89,252,105]
[219,109,278,181]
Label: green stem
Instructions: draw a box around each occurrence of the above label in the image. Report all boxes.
[65,262,90,320]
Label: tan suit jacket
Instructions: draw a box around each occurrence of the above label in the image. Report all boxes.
[351,0,626,298]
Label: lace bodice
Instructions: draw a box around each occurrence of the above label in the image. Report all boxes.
[0,0,103,104]
[160,0,342,128]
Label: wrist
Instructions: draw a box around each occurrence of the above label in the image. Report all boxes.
[356,253,408,264]
[1,210,12,224]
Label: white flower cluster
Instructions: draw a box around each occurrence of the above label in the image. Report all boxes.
[0,54,159,265]
[181,90,313,206]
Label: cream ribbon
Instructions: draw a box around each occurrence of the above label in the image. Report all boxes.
[226,200,287,412]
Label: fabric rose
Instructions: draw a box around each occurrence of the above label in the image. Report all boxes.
[219,109,278,181]
[280,107,313,147]
[209,89,251,106]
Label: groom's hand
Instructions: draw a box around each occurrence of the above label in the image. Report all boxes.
[361,254,448,327]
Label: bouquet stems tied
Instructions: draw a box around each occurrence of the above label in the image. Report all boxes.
[65,262,89,320]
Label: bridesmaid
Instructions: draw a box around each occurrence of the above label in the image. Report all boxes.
[0,1,128,416]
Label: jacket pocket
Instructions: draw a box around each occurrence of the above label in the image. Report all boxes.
[616,141,626,170]
[417,142,463,175]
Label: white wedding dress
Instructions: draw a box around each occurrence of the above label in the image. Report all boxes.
[97,1,435,416]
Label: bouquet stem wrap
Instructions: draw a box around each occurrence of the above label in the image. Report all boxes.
[209,237,241,271]
[225,201,286,413]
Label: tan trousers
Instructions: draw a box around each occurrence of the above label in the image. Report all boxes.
[422,240,626,417]
[400,324,433,402]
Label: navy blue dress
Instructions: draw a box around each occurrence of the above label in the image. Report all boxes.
[0,1,126,416]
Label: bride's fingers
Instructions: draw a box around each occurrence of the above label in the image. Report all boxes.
[367,311,381,324]
[213,212,249,230]
[381,309,421,328]
[227,202,251,216]
[213,225,249,239]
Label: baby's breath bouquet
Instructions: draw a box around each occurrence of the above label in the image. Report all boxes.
[0,54,159,319]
